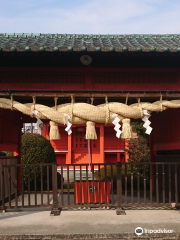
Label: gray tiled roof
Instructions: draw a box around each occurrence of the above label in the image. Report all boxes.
[1,33,180,52]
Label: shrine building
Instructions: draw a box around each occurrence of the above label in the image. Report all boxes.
[0,33,180,169]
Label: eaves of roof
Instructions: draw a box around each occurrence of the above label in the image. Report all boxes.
[1,33,180,53]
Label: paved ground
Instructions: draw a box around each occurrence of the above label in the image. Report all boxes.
[0,209,180,239]
[1,193,180,239]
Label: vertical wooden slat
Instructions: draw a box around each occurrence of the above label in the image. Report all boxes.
[98,165,101,205]
[92,165,95,204]
[150,164,152,204]
[34,166,37,206]
[143,164,146,204]
[52,162,58,212]
[175,164,178,204]
[80,165,82,204]
[86,165,88,205]
[156,165,159,204]
[74,165,76,205]
[168,164,171,204]
[1,166,5,210]
[162,164,165,204]
[28,166,30,206]
[116,162,123,212]
[21,166,24,207]
[111,164,114,204]
[125,164,127,204]
[8,167,11,208]
[61,166,64,206]
[137,165,140,204]
[104,164,107,205]
[15,166,18,209]
[40,165,43,205]
[131,164,134,204]
[47,165,49,205]
[67,165,70,206]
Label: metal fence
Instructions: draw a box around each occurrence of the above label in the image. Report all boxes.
[0,161,180,215]
[0,157,18,203]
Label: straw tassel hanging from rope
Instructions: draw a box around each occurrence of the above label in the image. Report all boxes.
[49,121,61,140]
[85,95,97,140]
[121,93,132,139]
[49,95,61,140]
[86,121,97,140]
[121,118,132,139]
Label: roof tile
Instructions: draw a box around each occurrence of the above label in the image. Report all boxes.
[0,34,180,53]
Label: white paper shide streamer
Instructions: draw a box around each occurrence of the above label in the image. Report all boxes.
[112,113,121,138]
[63,113,72,135]
[142,110,152,135]
[33,110,43,134]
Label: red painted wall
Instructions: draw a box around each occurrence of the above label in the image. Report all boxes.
[0,67,179,91]
[151,109,180,151]
[0,109,22,152]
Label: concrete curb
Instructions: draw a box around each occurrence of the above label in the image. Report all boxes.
[0,233,180,240]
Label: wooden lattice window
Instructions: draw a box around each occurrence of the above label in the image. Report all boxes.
[73,127,99,150]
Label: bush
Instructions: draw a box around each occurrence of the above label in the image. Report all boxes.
[22,133,56,164]
[0,151,6,156]
[6,152,14,156]
[94,165,116,181]
[21,133,60,191]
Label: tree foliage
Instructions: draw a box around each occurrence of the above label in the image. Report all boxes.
[21,133,57,190]
[126,136,150,164]
[126,129,150,177]
[22,133,56,165]
[131,122,149,144]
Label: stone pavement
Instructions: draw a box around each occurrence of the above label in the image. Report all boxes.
[0,209,180,239]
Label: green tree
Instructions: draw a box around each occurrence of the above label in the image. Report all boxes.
[126,135,150,163]
[131,122,149,144]
[21,133,57,191]
[126,134,150,177]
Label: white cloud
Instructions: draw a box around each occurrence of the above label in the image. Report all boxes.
[0,0,180,34]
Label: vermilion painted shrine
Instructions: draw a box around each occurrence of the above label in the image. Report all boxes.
[0,33,180,168]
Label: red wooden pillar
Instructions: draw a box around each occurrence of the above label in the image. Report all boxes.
[124,139,129,162]
[117,152,121,162]
[66,134,72,164]
[42,123,49,139]
[117,152,125,162]
[100,125,104,163]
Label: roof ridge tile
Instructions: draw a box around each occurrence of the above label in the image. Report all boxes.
[1,33,180,53]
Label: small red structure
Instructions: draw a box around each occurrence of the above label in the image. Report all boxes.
[75,180,111,203]
[42,125,125,166]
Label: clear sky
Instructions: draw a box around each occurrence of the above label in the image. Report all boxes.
[0,0,180,34]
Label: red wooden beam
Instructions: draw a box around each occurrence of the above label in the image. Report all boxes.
[0,144,18,151]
